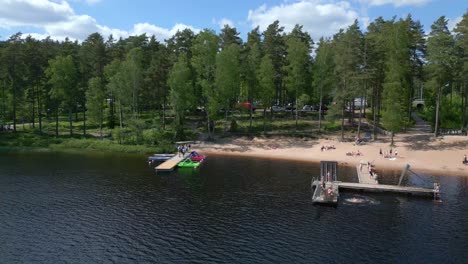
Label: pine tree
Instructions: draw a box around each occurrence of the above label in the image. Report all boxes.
[454,11,468,129]
[426,16,457,137]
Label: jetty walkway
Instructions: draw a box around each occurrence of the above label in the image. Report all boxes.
[155,153,190,172]
[311,161,438,205]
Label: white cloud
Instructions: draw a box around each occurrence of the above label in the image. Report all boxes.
[213,18,234,28]
[0,0,198,42]
[131,22,200,41]
[0,0,74,27]
[247,0,361,39]
[358,0,432,7]
[448,16,462,32]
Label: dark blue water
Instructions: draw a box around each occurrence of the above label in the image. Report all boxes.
[0,152,467,263]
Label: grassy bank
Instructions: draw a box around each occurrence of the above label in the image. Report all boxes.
[0,132,175,154]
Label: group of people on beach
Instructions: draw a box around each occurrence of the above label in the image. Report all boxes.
[177,144,191,157]
[320,145,336,151]
[380,148,398,159]
[346,150,363,157]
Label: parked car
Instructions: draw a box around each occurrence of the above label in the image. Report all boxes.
[271,105,285,112]
[237,102,256,112]
[303,105,313,111]
[285,103,296,111]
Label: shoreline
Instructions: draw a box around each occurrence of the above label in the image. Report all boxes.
[197,134,468,177]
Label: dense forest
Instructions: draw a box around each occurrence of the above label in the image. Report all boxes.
[0,12,467,149]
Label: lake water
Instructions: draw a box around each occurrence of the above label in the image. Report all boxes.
[0,152,467,263]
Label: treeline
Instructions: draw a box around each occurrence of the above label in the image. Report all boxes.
[0,13,467,144]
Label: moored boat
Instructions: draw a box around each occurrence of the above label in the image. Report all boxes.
[148,153,175,162]
[178,158,201,168]
[189,151,206,162]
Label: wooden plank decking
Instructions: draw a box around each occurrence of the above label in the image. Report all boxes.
[335,182,434,196]
[155,153,189,172]
[356,163,378,185]
[312,182,339,204]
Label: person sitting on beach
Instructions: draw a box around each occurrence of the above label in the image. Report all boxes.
[463,154,468,165]
[321,145,325,152]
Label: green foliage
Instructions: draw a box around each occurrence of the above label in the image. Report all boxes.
[381,19,411,134]
[215,43,240,109]
[86,77,106,134]
[168,54,194,130]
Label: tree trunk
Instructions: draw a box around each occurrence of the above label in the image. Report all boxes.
[69,107,73,137]
[12,80,17,132]
[99,109,103,138]
[249,102,253,133]
[295,97,298,133]
[318,84,323,132]
[55,109,59,137]
[162,96,166,130]
[109,96,115,129]
[358,97,363,138]
[206,112,212,140]
[434,85,441,138]
[38,87,42,133]
[83,105,86,136]
[32,86,36,129]
[224,108,228,134]
[119,102,123,129]
[341,100,345,140]
[263,108,266,134]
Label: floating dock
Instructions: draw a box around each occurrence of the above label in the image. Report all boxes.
[311,161,438,205]
[312,161,339,205]
[356,162,378,185]
[312,181,434,197]
[155,153,189,172]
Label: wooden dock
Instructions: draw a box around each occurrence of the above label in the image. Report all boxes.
[311,181,434,197]
[356,163,378,184]
[155,153,189,172]
[335,182,434,196]
[312,161,339,204]
[312,182,339,205]
[310,161,438,206]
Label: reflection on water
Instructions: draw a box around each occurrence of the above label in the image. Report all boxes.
[343,194,381,206]
[0,152,467,263]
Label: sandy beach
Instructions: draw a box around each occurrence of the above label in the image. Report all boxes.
[197,132,468,177]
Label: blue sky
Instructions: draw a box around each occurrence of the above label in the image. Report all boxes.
[0,0,466,42]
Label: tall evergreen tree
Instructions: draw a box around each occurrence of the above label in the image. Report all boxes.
[426,16,457,137]
[191,30,219,138]
[381,20,412,145]
[46,55,78,136]
[168,54,194,137]
[333,20,364,139]
[454,11,468,129]
[258,55,276,133]
[2,33,25,132]
[284,36,310,131]
[219,25,242,50]
[312,38,335,131]
[263,20,286,105]
[215,43,240,131]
